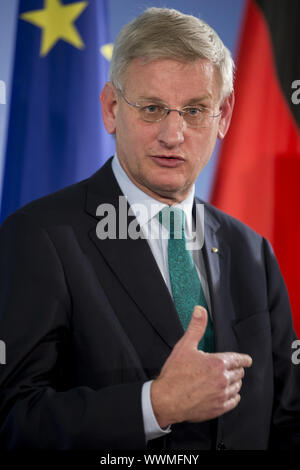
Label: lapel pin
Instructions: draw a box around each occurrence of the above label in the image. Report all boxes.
[211,247,219,253]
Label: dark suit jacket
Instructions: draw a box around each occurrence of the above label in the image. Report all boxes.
[0,158,300,450]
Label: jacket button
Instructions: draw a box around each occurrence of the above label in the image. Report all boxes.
[217,442,227,450]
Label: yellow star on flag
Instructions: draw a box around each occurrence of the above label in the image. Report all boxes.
[100,43,114,61]
[21,0,88,57]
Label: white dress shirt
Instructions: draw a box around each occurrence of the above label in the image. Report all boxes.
[111,154,212,442]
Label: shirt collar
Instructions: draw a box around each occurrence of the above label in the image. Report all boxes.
[111,154,195,232]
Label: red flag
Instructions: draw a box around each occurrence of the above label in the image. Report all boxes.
[211,0,300,335]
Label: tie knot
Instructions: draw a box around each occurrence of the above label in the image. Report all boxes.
[158,207,185,239]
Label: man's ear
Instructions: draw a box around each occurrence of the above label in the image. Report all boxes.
[100,82,118,134]
[217,91,235,139]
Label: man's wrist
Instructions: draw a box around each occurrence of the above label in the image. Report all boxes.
[150,378,175,429]
[141,380,172,442]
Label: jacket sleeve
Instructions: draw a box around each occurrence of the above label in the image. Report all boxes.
[263,238,300,449]
[0,212,146,450]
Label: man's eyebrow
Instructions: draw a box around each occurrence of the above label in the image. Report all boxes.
[137,96,166,104]
[184,95,213,105]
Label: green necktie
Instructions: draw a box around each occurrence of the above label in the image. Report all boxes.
[159,207,214,352]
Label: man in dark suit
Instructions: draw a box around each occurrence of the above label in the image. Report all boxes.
[0,7,300,450]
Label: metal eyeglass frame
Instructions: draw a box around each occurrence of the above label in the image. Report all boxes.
[116,88,222,127]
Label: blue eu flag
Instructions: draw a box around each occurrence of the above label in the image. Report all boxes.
[0,0,115,222]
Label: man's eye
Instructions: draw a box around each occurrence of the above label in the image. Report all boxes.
[143,105,161,113]
[185,107,204,116]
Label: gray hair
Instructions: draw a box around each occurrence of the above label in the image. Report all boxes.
[110,7,234,101]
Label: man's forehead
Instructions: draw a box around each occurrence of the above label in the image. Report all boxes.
[122,57,221,102]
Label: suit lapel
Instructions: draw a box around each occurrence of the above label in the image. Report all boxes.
[196,201,239,353]
[85,159,183,350]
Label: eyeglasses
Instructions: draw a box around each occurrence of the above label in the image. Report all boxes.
[117,88,221,128]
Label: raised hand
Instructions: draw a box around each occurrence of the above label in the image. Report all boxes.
[151,306,252,428]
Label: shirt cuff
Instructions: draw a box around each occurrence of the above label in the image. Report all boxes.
[141,380,172,442]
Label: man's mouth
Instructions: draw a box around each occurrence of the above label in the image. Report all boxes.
[149,155,185,167]
[152,155,184,160]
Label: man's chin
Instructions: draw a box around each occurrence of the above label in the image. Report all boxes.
[143,180,192,203]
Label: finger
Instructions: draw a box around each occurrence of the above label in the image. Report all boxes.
[179,306,208,350]
[216,352,252,370]
[222,393,241,415]
[225,380,242,401]
[224,367,245,385]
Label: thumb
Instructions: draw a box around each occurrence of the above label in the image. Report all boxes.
[181,306,208,349]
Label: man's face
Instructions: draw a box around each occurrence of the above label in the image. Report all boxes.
[101,58,233,204]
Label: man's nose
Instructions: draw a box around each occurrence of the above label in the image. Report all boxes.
[157,110,186,147]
